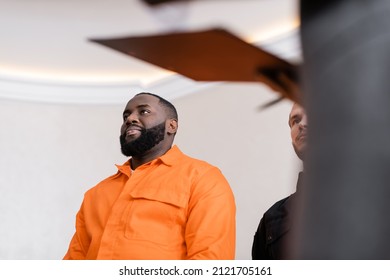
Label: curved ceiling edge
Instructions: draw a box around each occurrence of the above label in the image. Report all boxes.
[0,29,300,105]
[0,75,219,105]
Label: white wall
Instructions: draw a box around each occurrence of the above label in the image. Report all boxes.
[0,99,125,259]
[0,82,300,259]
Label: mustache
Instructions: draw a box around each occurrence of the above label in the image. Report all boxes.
[122,124,145,136]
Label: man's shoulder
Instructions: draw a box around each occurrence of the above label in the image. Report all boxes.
[263,195,292,219]
[171,149,230,190]
[181,153,214,167]
[173,147,219,170]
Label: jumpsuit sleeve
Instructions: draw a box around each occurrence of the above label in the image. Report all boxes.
[63,201,90,260]
[185,167,236,259]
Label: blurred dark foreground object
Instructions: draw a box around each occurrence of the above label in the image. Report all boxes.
[290,0,390,259]
[90,28,300,103]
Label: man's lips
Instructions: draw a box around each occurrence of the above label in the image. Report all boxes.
[297,132,307,141]
[126,125,142,136]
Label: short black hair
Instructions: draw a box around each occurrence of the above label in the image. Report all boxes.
[135,92,178,120]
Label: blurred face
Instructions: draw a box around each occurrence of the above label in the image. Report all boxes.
[119,94,169,157]
[288,103,308,161]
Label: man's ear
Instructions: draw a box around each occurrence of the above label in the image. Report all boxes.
[167,119,178,135]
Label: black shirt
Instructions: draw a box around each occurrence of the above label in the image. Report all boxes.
[252,172,303,259]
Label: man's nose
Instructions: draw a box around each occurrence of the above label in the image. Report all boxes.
[125,113,139,125]
[300,115,308,128]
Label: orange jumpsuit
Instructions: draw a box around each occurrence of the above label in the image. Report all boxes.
[64,145,236,259]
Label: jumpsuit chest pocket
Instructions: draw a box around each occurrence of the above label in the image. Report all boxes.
[123,185,189,244]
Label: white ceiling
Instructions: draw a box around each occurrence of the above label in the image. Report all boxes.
[0,0,300,103]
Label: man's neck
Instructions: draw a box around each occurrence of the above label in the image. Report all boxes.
[130,145,172,170]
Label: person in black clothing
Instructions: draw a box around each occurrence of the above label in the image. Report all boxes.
[252,103,307,259]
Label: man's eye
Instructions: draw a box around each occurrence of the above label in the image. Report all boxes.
[123,115,128,121]
[140,110,150,115]
[291,118,300,125]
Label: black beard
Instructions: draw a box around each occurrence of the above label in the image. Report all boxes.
[120,122,166,157]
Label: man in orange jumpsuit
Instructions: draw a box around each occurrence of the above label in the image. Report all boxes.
[64,92,236,259]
